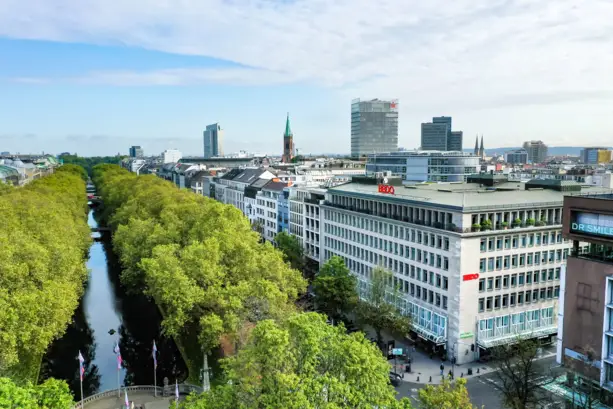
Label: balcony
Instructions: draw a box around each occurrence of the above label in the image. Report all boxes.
[571,246,613,264]
[478,317,556,348]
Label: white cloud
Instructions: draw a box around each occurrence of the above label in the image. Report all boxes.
[1,0,613,149]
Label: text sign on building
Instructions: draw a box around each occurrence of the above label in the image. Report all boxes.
[463,273,479,281]
[378,185,395,195]
[571,212,613,238]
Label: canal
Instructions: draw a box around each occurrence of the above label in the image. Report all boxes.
[39,208,187,398]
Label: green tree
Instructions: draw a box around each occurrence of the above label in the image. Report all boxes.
[178,313,410,409]
[55,164,88,182]
[0,377,74,408]
[356,267,411,350]
[418,379,477,409]
[274,231,304,271]
[312,256,357,325]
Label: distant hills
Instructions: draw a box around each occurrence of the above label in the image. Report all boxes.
[464,146,612,157]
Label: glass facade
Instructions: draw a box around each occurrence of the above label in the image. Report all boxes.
[351,99,398,158]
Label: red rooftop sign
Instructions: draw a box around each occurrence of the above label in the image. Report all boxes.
[378,184,395,195]
[463,274,479,281]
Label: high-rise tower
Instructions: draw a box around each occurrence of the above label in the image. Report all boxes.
[203,123,224,158]
[282,113,295,163]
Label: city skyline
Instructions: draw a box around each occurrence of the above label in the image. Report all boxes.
[1,1,612,156]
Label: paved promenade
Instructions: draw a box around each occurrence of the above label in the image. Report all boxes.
[74,384,201,409]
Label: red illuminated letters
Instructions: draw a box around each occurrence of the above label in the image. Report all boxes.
[378,185,395,195]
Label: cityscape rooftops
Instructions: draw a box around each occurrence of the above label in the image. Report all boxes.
[367,150,476,158]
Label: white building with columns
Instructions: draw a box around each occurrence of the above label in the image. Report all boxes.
[320,174,608,363]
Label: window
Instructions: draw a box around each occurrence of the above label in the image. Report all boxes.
[487,278,493,290]
[495,276,501,290]
[443,277,448,290]
[511,274,517,287]
[547,287,553,299]
[503,275,509,288]
[496,256,502,270]
[554,286,560,298]
[443,296,448,310]
[518,273,525,285]
[536,234,541,245]
[526,272,532,284]
[502,294,508,307]
[512,255,518,268]
[541,270,547,282]
[525,291,531,303]
[494,295,501,309]
[488,238,495,251]
[504,236,511,249]
[480,258,486,273]
[555,268,560,280]
[519,254,525,267]
[486,297,492,310]
[496,237,503,250]
[504,256,510,269]
[512,236,519,248]
[534,271,539,283]
[528,234,534,247]
[479,298,485,312]
[518,292,524,305]
[510,293,516,306]
[479,278,485,292]
[547,269,554,281]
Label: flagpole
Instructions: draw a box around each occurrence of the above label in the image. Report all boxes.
[154,364,157,397]
[80,376,84,409]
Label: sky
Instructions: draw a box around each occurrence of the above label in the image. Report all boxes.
[0,0,612,157]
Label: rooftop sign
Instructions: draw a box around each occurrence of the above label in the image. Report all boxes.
[570,211,613,239]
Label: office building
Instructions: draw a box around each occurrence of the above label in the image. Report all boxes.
[557,193,613,403]
[350,98,399,158]
[522,140,548,164]
[321,174,609,364]
[366,151,479,182]
[580,147,612,164]
[421,116,463,151]
[129,146,144,158]
[162,149,182,164]
[282,113,295,163]
[204,123,224,158]
[505,149,529,165]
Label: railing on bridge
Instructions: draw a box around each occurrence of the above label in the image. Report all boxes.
[72,384,204,409]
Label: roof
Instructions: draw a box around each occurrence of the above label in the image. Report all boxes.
[233,168,268,184]
[284,113,292,137]
[328,181,612,211]
[263,179,289,192]
[0,165,19,178]
[190,170,213,180]
[250,178,271,189]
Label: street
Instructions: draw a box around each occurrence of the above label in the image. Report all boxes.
[395,356,559,409]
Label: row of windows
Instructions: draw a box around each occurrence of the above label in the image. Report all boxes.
[325,211,451,249]
[479,249,567,272]
[478,269,561,291]
[478,307,554,335]
[478,287,559,312]
[326,251,449,312]
[480,232,566,252]
[325,237,449,271]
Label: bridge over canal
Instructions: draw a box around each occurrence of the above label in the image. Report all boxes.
[73,384,203,409]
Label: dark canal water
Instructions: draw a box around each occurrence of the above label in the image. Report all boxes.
[39,209,187,397]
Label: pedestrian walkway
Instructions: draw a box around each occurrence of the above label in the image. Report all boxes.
[369,328,557,385]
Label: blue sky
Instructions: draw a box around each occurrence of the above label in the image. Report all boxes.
[0,0,612,156]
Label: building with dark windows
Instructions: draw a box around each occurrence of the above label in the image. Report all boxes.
[505,148,529,165]
[421,116,464,151]
[522,140,548,164]
[580,147,612,165]
[129,145,144,158]
[557,193,613,405]
[351,98,399,158]
[203,123,224,158]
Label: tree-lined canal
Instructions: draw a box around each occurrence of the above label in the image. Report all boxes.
[38,208,187,398]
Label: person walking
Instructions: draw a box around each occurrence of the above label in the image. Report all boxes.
[439,363,444,376]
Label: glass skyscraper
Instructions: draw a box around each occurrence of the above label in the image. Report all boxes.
[203,123,224,158]
[350,98,399,158]
[420,116,463,151]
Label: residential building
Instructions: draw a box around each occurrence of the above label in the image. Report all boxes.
[203,123,224,158]
[321,174,609,364]
[129,146,144,158]
[351,98,399,158]
[421,116,463,151]
[254,179,291,241]
[523,140,548,164]
[189,170,216,196]
[557,193,613,404]
[366,151,480,182]
[289,187,326,264]
[505,149,529,165]
[282,113,295,163]
[162,149,183,164]
[580,147,612,164]
[212,168,275,214]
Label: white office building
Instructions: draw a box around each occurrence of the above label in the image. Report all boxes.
[320,174,609,363]
[289,187,326,263]
[366,151,480,183]
[162,149,183,164]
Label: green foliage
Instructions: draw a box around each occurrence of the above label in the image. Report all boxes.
[0,377,74,409]
[59,154,125,176]
[472,223,481,231]
[0,171,90,379]
[0,182,13,196]
[480,219,492,230]
[91,165,307,369]
[312,256,357,324]
[418,379,476,409]
[513,218,522,226]
[526,218,535,226]
[179,313,407,409]
[55,164,88,182]
[356,267,411,349]
[275,231,304,271]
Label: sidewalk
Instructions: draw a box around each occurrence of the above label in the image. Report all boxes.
[369,329,556,385]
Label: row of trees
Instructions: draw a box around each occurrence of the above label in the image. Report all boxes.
[58,154,126,176]
[0,377,74,409]
[91,165,307,376]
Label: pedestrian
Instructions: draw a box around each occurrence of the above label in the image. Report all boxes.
[439,363,444,376]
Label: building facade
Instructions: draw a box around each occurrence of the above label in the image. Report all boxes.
[129,146,144,158]
[505,149,529,165]
[580,147,612,165]
[366,151,480,182]
[162,149,182,164]
[351,98,399,158]
[204,123,224,158]
[523,140,548,164]
[558,194,613,397]
[421,116,463,151]
[320,175,609,363]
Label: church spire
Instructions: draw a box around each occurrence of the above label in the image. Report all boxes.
[479,135,485,157]
[474,135,479,155]
[284,112,293,138]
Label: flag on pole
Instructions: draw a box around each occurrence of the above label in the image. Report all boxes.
[175,380,179,400]
[78,351,85,381]
[124,388,129,409]
[113,341,120,355]
[117,353,123,370]
[152,340,158,369]
[115,342,123,370]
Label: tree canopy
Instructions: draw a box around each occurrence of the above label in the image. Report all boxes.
[178,312,410,409]
[417,379,477,409]
[59,154,125,176]
[0,168,90,381]
[275,231,304,271]
[91,165,307,373]
[312,256,357,324]
[0,377,74,409]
